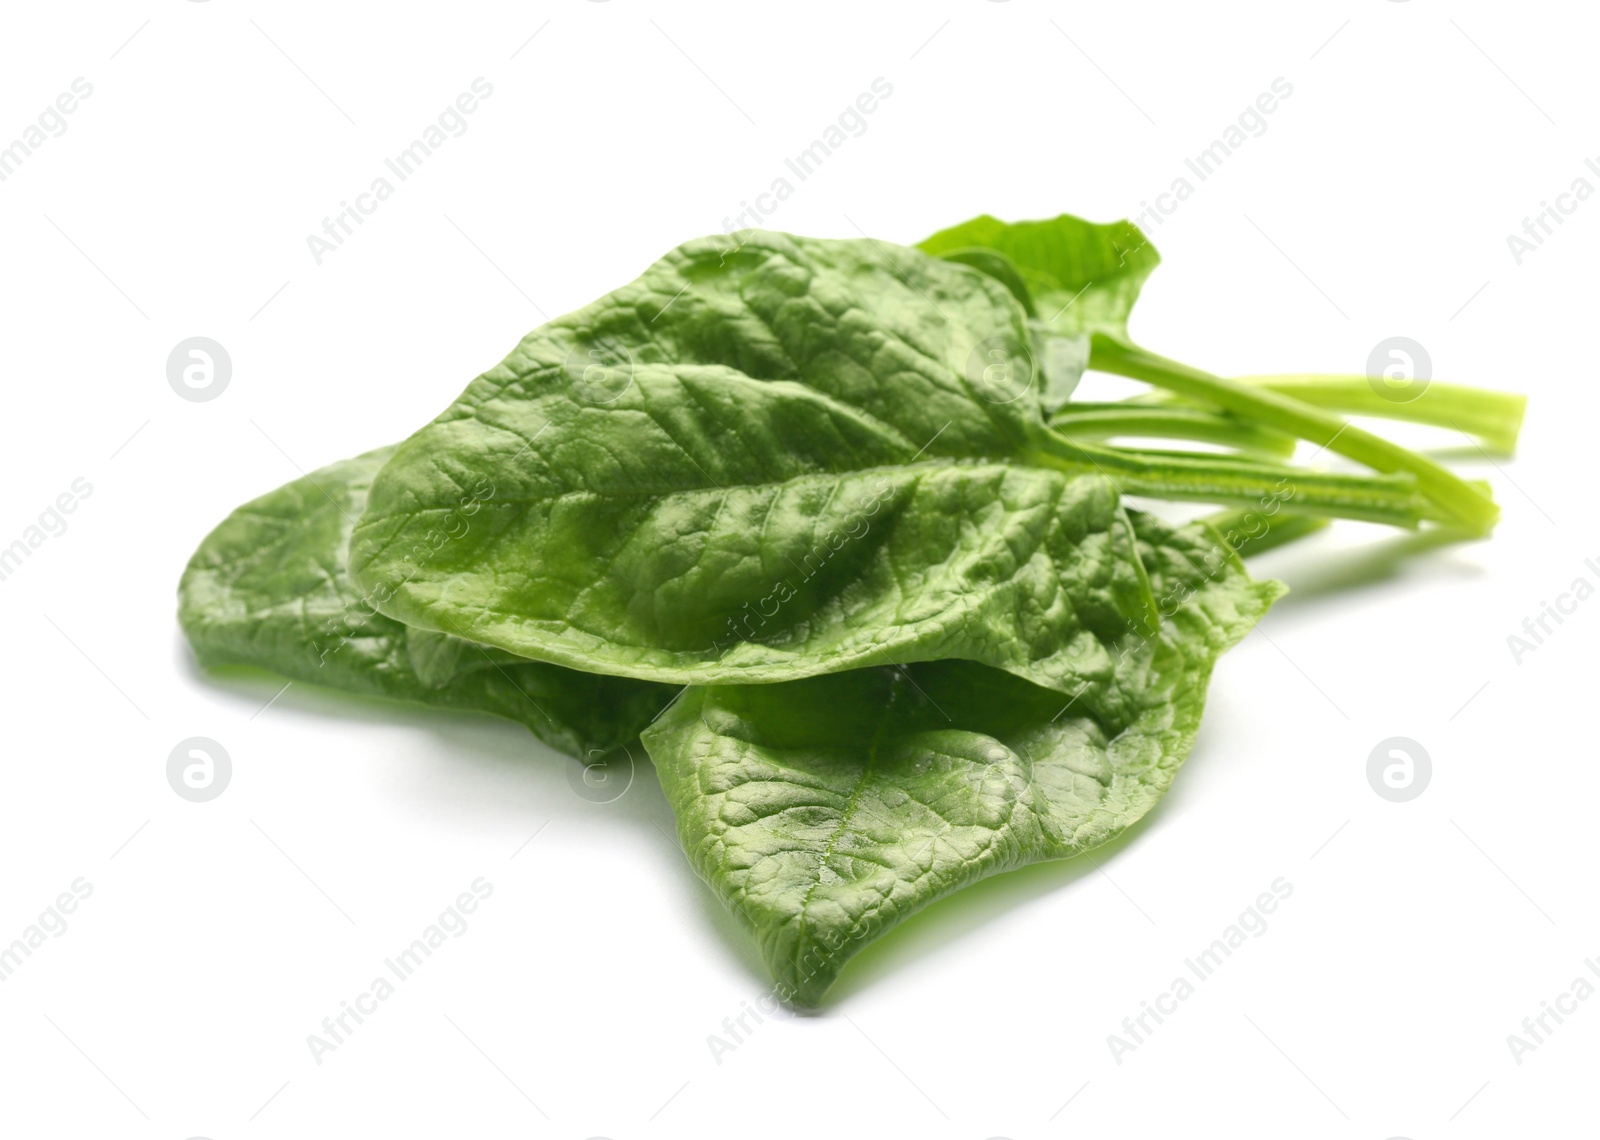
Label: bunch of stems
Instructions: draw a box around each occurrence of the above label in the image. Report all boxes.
[1027,336,1525,540]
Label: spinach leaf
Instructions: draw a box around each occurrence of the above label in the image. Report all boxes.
[347,231,1425,697]
[347,231,1158,696]
[178,447,673,759]
[642,511,1282,1004]
[918,212,1158,340]
[919,213,1157,411]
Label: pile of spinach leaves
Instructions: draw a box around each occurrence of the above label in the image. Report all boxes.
[179,213,1524,1005]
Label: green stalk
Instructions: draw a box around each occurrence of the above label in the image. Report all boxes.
[1049,403,1298,458]
[1089,336,1500,535]
[1107,445,1280,465]
[1024,427,1434,529]
[1235,375,1526,454]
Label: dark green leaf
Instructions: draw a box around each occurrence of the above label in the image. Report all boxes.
[643,511,1282,1003]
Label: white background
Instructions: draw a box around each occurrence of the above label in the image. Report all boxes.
[0,2,1592,1136]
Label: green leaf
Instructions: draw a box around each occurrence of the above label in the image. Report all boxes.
[642,511,1283,1004]
[349,230,1171,697]
[930,247,1038,316]
[916,212,1159,340]
[178,447,674,759]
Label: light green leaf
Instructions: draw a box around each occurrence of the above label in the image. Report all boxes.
[917,212,1158,340]
[178,447,673,759]
[918,213,1155,411]
[349,230,1170,697]
[643,512,1282,1004]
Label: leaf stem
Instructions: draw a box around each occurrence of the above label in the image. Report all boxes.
[1049,403,1298,458]
[1024,426,1434,529]
[1234,375,1526,454]
[1089,336,1500,535]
